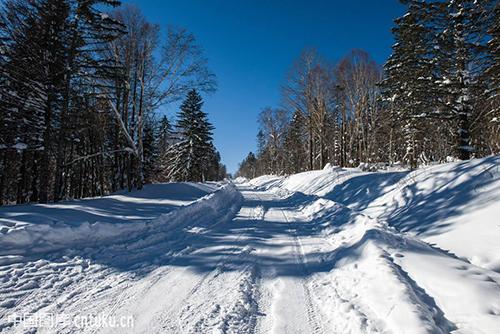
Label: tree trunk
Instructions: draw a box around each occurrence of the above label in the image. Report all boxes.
[30,151,39,203]
[137,125,144,190]
[308,116,314,171]
[127,152,133,192]
[53,23,79,202]
[17,150,27,204]
[389,127,394,167]
[0,152,5,206]
[319,130,325,169]
[39,94,53,204]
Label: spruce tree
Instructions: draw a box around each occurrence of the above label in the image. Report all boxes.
[435,0,495,160]
[283,112,307,174]
[154,115,173,181]
[52,0,124,201]
[485,3,500,124]
[167,89,216,182]
[381,0,437,169]
[236,152,258,179]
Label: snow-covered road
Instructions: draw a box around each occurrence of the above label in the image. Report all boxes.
[1,159,500,333]
[89,186,332,334]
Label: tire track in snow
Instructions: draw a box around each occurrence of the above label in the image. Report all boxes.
[241,191,278,334]
[174,247,257,333]
[180,190,269,334]
[279,206,325,334]
[160,202,261,333]
[186,261,260,334]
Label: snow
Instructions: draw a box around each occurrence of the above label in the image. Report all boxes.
[247,157,500,332]
[0,157,499,333]
[12,143,27,150]
[123,147,135,153]
[0,182,221,256]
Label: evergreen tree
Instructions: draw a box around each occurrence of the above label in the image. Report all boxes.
[283,112,307,174]
[0,0,124,203]
[486,3,500,124]
[52,0,124,201]
[158,116,173,150]
[238,1,500,178]
[236,152,258,179]
[0,0,72,203]
[167,89,216,182]
[484,3,500,157]
[435,0,495,160]
[381,0,438,168]
[153,115,173,181]
[0,1,219,206]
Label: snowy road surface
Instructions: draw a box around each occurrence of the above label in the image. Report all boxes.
[1,159,500,333]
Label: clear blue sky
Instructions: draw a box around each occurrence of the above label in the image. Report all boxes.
[120,0,407,175]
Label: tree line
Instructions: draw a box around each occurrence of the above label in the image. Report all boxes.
[237,0,499,178]
[0,0,224,206]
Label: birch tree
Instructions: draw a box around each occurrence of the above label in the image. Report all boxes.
[105,6,217,189]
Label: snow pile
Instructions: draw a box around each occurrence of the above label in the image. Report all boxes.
[242,156,500,332]
[361,157,500,272]
[232,176,248,184]
[250,167,359,197]
[0,182,241,257]
[248,175,283,190]
[249,156,500,273]
[301,196,500,333]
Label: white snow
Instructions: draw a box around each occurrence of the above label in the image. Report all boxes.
[0,182,221,255]
[0,157,499,333]
[12,143,27,150]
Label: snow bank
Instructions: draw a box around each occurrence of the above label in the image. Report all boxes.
[247,175,283,190]
[0,182,242,257]
[232,176,249,184]
[360,156,500,272]
[248,157,500,273]
[248,167,360,198]
[244,156,500,332]
[301,197,500,333]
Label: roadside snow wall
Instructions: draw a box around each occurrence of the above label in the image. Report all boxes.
[0,182,242,259]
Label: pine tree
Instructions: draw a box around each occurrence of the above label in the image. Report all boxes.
[485,3,500,124]
[283,112,307,174]
[167,89,216,182]
[0,0,72,203]
[381,0,437,169]
[52,0,124,201]
[236,152,258,179]
[435,0,495,160]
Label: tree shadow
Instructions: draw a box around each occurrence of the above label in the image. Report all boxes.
[324,157,500,237]
[7,188,348,278]
[0,183,216,227]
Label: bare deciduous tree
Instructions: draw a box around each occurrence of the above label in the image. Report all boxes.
[337,49,383,165]
[258,107,289,175]
[104,6,217,189]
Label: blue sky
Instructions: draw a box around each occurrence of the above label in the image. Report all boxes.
[121,0,407,174]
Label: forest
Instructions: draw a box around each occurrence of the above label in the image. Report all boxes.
[0,0,226,206]
[237,0,500,178]
[1,0,500,205]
